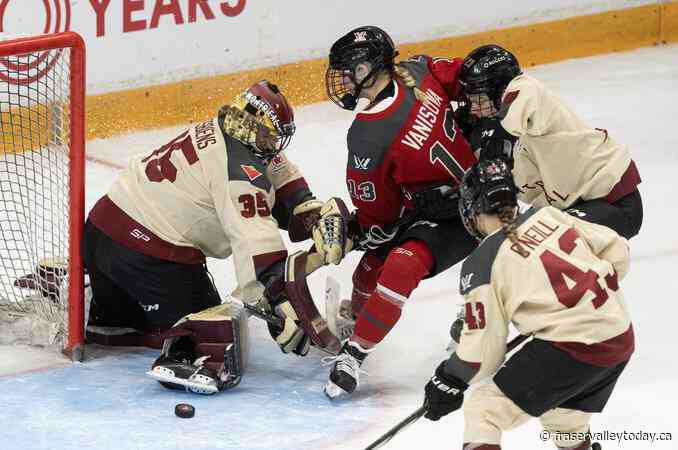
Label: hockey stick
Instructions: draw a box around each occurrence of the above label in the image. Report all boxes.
[241,301,284,329]
[353,211,417,251]
[354,184,460,251]
[364,334,530,450]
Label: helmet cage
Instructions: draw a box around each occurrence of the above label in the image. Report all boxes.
[459,159,518,240]
[227,81,295,161]
[326,26,397,110]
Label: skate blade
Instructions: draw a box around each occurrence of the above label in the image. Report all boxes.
[146,369,219,395]
[323,379,348,400]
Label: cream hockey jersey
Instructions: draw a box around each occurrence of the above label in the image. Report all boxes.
[88,116,311,303]
[451,206,634,384]
[500,74,640,209]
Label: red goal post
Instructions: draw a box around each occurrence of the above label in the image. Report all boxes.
[0,32,85,360]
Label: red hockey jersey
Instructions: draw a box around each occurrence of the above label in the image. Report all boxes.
[345,56,477,228]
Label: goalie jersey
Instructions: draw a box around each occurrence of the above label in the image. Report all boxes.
[88,115,311,303]
[452,206,634,384]
[500,74,641,209]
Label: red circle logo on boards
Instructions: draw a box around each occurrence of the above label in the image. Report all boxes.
[0,0,72,85]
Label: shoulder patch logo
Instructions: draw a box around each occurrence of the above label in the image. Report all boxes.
[460,273,474,292]
[353,155,371,170]
[241,165,262,181]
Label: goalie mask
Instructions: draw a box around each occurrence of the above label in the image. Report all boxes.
[459,158,518,240]
[221,80,296,162]
[326,25,398,110]
[459,45,521,117]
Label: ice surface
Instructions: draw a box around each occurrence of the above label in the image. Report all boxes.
[1,44,677,449]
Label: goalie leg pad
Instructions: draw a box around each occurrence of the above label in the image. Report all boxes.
[148,303,248,392]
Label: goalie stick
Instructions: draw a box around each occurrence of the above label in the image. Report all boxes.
[285,250,342,355]
[364,333,530,450]
[238,251,342,356]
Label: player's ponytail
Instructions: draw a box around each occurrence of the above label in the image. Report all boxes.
[499,206,528,258]
[393,64,428,104]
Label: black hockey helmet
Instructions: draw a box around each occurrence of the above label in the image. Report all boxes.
[459,158,518,240]
[459,45,521,109]
[326,25,398,110]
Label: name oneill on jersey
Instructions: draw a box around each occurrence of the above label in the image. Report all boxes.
[401,89,445,151]
[510,219,560,257]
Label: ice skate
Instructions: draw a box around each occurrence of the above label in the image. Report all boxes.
[147,353,220,395]
[323,340,368,399]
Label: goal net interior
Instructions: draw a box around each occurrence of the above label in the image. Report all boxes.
[0,33,85,359]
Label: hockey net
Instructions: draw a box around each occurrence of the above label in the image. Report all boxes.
[0,32,85,360]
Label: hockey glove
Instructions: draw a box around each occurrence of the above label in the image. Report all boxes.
[266,296,311,356]
[469,117,517,163]
[423,361,468,421]
[453,99,477,138]
[413,184,460,220]
[312,198,353,265]
[288,197,324,242]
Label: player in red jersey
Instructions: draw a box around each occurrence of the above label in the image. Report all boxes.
[315,26,478,398]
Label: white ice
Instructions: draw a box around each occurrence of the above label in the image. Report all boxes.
[1,44,677,450]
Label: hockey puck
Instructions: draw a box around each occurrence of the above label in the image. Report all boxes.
[174,403,195,418]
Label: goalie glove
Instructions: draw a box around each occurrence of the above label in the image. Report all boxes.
[312,197,353,265]
[423,361,468,421]
[265,296,311,356]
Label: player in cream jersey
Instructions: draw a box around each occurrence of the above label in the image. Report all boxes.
[421,159,633,450]
[459,45,642,240]
[84,81,326,393]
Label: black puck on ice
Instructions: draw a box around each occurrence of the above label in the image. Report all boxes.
[174,403,195,418]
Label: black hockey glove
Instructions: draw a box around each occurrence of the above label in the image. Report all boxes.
[413,184,460,221]
[469,117,517,163]
[453,99,477,139]
[423,361,468,421]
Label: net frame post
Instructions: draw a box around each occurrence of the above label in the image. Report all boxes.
[0,32,86,361]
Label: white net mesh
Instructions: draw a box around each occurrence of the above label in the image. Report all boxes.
[0,43,72,348]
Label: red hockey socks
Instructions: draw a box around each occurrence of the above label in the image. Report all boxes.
[351,240,433,349]
[350,252,384,317]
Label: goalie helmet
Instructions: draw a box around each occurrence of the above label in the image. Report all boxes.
[459,45,521,110]
[459,158,518,240]
[221,80,296,162]
[326,26,398,110]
